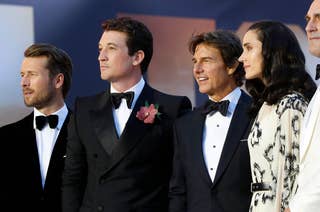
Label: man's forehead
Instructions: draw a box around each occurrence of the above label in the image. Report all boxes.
[308,0,320,14]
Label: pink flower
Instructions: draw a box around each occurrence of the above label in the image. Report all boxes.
[136,102,160,124]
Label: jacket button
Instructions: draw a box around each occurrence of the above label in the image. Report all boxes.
[97,205,104,211]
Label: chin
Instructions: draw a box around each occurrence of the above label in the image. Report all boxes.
[244,75,251,80]
[245,73,255,80]
[198,88,208,95]
[100,74,110,81]
[310,49,320,57]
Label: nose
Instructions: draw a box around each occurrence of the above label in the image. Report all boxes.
[20,76,29,87]
[98,48,107,61]
[239,52,245,62]
[193,63,203,74]
[306,18,317,33]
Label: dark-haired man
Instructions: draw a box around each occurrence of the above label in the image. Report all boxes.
[62,17,191,212]
[169,30,252,212]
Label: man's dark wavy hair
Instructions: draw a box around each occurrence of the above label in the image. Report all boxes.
[101,17,153,74]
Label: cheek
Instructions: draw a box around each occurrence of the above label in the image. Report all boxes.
[256,57,264,72]
[34,78,49,89]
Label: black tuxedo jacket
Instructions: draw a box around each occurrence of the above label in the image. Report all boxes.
[0,110,71,212]
[169,91,252,212]
[62,84,191,212]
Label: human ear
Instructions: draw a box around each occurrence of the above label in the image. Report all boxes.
[227,60,239,75]
[132,50,145,66]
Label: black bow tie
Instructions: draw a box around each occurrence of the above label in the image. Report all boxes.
[202,100,230,116]
[111,91,134,109]
[35,115,58,130]
[316,64,320,80]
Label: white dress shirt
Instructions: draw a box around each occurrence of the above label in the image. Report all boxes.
[33,103,68,187]
[111,77,145,137]
[202,87,241,182]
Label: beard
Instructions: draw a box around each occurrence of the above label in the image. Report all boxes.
[24,85,56,110]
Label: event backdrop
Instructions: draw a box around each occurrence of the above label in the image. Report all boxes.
[0,0,317,126]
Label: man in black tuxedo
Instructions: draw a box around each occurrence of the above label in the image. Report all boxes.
[0,43,73,212]
[169,30,252,212]
[61,17,191,212]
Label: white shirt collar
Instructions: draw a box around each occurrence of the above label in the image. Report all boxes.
[208,87,241,115]
[110,77,145,109]
[33,103,68,130]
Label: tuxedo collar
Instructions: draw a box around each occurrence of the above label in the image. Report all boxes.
[192,91,251,187]
[90,84,157,171]
[110,77,145,110]
[212,91,251,187]
[105,84,156,174]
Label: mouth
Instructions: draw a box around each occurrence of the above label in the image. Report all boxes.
[100,65,109,70]
[309,36,320,40]
[243,65,250,69]
[23,89,33,97]
[197,76,208,82]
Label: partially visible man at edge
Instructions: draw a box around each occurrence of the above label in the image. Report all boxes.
[0,43,73,212]
[289,0,320,211]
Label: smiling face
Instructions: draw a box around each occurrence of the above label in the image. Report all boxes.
[239,30,264,82]
[306,0,320,57]
[192,43,237,101]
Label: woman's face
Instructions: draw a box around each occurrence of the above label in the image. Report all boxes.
[239,30,264,81]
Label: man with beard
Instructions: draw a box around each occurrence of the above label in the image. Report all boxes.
[0,43,73,212]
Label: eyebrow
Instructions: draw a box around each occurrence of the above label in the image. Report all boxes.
[243,42,250,47]
[305,13,320,20]
[98,42,118,47]
[305,14,311,21]
[192,56,213,63]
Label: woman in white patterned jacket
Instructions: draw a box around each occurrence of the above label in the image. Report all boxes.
[238,21,317,212]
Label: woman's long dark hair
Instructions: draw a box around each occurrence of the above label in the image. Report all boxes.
[245,21,317,117]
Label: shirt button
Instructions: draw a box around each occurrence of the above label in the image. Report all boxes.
[213,145,216,148]
[216,124,219,127]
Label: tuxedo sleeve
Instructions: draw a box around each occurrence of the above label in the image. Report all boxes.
[169,122,187,212]
[62,98,87,212]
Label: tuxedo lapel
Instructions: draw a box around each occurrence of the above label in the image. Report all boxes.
[45,111,71,188]
[49,111,70,160]
[90,91,119,155]
[213,93,250,187]
[191,109,213,186]
[103,84,154,174]
[24,113,43,191]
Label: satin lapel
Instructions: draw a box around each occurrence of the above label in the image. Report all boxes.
[25,113,43,191]
[192,109,213,186]
[103,84,153,174]
[212,93,250,187]
[45,111,71,187]
[90,91,119,155]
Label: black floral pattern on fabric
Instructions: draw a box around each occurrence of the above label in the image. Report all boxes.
[248,93,308,212]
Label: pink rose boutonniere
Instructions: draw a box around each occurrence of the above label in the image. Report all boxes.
[136,101,161,124]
